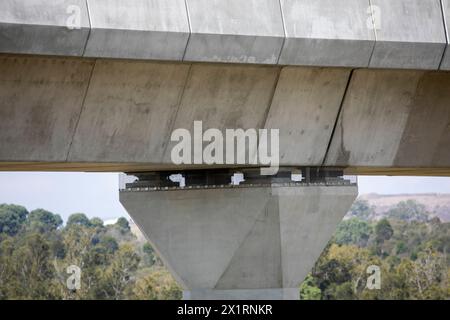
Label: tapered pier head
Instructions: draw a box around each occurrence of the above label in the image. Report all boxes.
[120,168,358,300]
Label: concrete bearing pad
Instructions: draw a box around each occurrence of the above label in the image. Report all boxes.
[369,0,447,70]
[84,0,190,60]
[279,0,375,67]
[0,0,90,56]
[184,0,285,64]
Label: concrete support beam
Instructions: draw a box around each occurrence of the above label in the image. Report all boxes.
[441,0,450,70]
[68,60,190,163]
[0,56,94,161]
[279,0,375,67]
[84,0,190,60]
[184,0,285,64]
[120,184,357,300]
[325,69,450,167]
[369,0,446,70]
[1,55,450,170]
[264,67,351,165]
[162,64,279,162]
[0,0,90,56]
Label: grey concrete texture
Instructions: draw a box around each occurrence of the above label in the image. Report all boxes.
[264,67,351,165]
[2,55,450,169]
[325,69,450,168]
[369,0,447,69]
[0,0,90,56]
[1,0,449,69]
[84,0,190,60]
[0,56,94,161]
[184,0,284,64]
[279,0,375,67]
[161,64,279,164]
[441,0,450,70]
[120,185,358,299]
[68,60,190,163]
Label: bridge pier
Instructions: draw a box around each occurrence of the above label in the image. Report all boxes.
[119,169,357,300]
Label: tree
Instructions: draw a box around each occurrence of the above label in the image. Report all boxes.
[299,274,321,300]
[100,244,140,299]
[334,218,372,246]
[133,268,182,300]
[375,219,394,244]
[388,200,429,222]
[0,204,28,236]
[347,200,374,221]
[115,217,130,233]
[27,209,62,233]
[67,213,91,228]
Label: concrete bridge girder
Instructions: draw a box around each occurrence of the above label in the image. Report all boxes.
[0,55,449,172]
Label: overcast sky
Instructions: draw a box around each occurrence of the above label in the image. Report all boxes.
[1,172,450,222]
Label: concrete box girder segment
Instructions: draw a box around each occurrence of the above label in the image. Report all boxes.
[369,0,447,70]
[0,0,90,56]
[84,0,190,60]
[279,0,375,67]
[68,60,190,163]
[0,56,94,161]
[325,69,450,168]
[162,63,280,163]
[264,67,351,165]
[184,0,285,64]
[441,0,450,70]
[120,184,358,300]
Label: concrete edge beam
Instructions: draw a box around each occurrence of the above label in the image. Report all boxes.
[368,0,447,70]
[84,0,190,60]
[0,0,90,56]
[0,0,449,70]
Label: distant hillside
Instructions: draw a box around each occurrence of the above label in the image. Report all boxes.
[358,193,450,222]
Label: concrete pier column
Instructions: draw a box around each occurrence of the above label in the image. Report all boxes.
[120,180,357,300]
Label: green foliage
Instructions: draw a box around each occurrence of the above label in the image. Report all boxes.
[299,274,321,300]
[388,200,429,222]
[347,200,374,221]
[67,213,92,228]
[375,218,394,244]
[0,204,28,236]
[334,218,372,246]
[27,209,62,233]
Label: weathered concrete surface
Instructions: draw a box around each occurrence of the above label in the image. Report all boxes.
[85,0,190,60]
[162,64,279,163]
[325,69,450,168]
[1,55,450,172]
[264,67,351,165]
[184,0,285,64]
[369,0,446,70]
[279,0,375,67]
[120,185,357,299]
[0,56,94,161]
[0,0,90,56]
[1,0,449,69]
[68,60,190,163]
[441,0,450,70]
